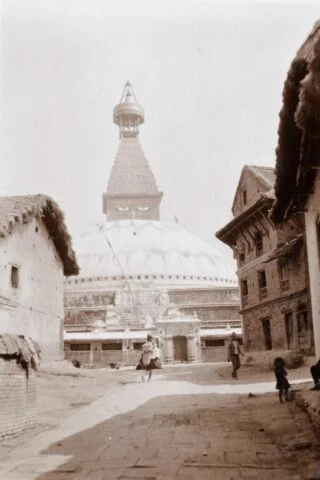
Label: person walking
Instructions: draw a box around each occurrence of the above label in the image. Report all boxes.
[227,332,244,379]
[136,334,157,382]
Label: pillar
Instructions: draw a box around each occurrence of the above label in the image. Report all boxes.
[163,336,173,363]
[187,335,195,362]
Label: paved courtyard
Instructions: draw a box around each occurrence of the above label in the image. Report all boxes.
[1,363,320,479]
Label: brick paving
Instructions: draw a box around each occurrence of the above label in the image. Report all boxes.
[1,364,320,479]
[30,392,320,479]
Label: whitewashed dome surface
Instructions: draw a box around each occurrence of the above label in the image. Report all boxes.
[74,220,237,286]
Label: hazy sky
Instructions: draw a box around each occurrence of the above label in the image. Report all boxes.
[2,1,319,264]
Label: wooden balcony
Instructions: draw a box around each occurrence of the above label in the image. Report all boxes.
[242,295,248,308]
[259,287,268,300]
[281,279,290,292]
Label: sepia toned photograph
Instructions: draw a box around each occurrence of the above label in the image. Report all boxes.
[1,1,320,478]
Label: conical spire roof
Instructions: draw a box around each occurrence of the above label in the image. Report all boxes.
[107,138,159,195]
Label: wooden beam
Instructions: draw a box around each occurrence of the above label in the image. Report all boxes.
[262,210,275,230]
[236,226,253,249]
[252,213,269,236]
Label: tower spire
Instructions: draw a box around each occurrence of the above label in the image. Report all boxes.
[103,81,163,221]
[113,81,144,139]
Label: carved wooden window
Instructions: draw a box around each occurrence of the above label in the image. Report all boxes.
[258,270,267,299]
[278,261,290,292]
[241,279,248,307]
[254,232,263,256]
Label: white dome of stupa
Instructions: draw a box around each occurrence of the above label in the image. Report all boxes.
[74,220,237,287]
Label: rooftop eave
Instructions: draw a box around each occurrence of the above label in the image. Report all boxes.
[216,197,274,247]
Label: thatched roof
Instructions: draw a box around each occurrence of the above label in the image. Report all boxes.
[0,195,79,276]
[271,20,320,222]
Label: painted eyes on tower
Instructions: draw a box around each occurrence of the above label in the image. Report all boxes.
[137,206,150,212]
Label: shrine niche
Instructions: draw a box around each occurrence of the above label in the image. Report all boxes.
[156,306,201,363]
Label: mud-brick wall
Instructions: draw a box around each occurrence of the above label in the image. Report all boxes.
[0,357,36,439]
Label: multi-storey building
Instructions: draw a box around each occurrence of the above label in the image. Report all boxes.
[216,165,313,353]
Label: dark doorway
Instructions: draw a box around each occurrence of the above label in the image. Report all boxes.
[173,336,188,362]
[284,312,293,349]
[297,307,310,351]
[262,318,272,350]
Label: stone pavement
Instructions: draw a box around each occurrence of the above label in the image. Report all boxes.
[296,386,320,428]
[0,374,320,480]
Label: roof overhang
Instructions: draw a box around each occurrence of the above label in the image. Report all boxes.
[264,234,304,264]
[271,20,320,223]
[216,196,274,247]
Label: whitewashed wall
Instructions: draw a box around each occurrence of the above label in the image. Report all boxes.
[0,217,64,361]
[305,170,320,359]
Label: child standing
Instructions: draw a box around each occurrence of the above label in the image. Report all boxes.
[274,357,290,403]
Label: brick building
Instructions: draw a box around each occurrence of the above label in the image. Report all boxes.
[271,20,320,358]
[0,195,79,361]
[216,165,313,353]
[64,81,241,366]
[0,335,40,440]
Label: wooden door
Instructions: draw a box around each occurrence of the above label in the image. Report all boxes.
[173,336,188,362]
[262,318,272,350]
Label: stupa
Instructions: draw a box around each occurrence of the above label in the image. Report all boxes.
[64,81,241,366]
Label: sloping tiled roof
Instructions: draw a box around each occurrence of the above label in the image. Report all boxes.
[231,165,275,214]
[271,20,320,222]
[247,165,276,189]
[0,195,79,276]
[107,138,159,195]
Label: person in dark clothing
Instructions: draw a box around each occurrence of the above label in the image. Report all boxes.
[310,359,320,389]
[274,357,290,403]
[227,332,244,379]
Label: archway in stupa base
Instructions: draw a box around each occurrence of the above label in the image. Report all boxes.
[173,335,188,362]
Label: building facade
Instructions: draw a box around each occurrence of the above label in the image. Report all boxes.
[271,20,320,358]
[216,165,313,353]
[64,81,241,366]
[0,195,79,361]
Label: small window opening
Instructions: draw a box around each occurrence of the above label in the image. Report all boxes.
[11,266,19,288]
[254,232,263,256]
[242,190,247,206]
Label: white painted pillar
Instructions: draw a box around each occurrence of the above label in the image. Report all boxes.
[164,336,173,363]
[187,335,195,362]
